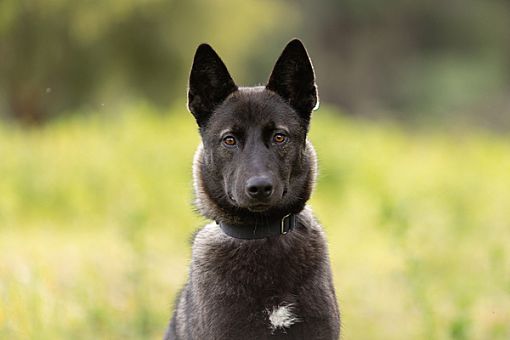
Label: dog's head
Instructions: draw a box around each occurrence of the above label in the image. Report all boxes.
[188,39,318,223]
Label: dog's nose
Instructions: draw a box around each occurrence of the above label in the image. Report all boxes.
[246,176,273,200]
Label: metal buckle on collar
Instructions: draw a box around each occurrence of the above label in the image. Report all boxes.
[281,214,291,235]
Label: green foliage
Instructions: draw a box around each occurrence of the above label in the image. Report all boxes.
[1,105,510,339]
[2,0,510,127]
[298,0,510,126]
[0,0,297,123]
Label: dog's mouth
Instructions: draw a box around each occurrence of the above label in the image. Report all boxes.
[227,192,273,212]
[227,184,289,212]
[246,203,271,212]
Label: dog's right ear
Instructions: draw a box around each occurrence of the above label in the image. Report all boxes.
[188,44,238,127]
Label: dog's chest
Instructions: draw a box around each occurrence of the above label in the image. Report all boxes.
[183,222,340,339]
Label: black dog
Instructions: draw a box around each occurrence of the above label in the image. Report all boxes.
[165,39,340,340]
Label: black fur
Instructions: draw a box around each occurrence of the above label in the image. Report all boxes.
[267,39,318,129]
[188,44,238,128]
[165,39,340,340]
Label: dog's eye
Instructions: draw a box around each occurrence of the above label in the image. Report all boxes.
[273,133,287,144]
[223,136,237,146]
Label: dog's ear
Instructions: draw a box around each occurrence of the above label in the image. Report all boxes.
[188,44,238,127]
[266,39,318,127]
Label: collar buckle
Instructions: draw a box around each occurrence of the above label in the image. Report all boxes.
[281,214,290,234]
[281,213,296,235]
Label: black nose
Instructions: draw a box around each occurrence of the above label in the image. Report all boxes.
[246,176,273,200]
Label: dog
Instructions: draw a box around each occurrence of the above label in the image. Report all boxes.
[165,39,340,340]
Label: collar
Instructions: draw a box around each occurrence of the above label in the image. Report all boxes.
[217,214,297,240]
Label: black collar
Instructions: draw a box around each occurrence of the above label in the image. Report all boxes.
[217,214,297,240]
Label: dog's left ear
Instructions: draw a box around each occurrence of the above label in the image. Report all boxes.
[266,39,318,126]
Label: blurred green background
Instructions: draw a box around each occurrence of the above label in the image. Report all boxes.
[1,1,510,339]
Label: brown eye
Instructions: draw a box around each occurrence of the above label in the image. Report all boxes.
[223,136,237,146]
[273,133,287,144]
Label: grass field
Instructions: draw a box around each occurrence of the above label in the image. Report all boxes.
[1,104,509,339]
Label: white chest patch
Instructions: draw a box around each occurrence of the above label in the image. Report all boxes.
[266,303,301,332]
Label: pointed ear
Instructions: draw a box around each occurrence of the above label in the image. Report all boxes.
[266,39,318,126]
[188,44,238,127]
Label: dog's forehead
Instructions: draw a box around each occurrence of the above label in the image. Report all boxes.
[209,87,301,131]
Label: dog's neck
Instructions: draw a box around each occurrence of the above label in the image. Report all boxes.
[216,213,297,240]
